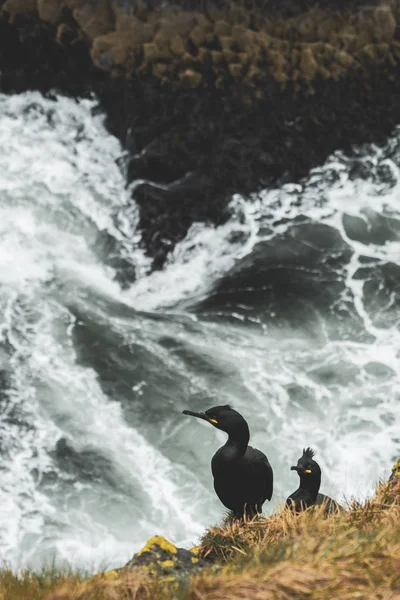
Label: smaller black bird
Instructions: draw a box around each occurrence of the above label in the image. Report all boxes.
[182,404,273,518]
[286,448,343,514]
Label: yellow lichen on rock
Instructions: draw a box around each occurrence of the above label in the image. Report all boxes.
[160,560,174,568]
[119,534,207,586]
[136,536,178,557]
[103,569,119,580]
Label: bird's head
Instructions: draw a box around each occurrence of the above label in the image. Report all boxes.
[291,447,321,480]
[182,404,249,437]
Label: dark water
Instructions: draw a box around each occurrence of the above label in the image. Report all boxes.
[0,91,399,571]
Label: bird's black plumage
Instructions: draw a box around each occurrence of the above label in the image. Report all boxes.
[286,447,343,514]
[182,404,273,517]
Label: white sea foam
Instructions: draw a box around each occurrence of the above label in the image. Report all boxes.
[125,195,259,310]
[128,133,400,507]
[0,92,209,570]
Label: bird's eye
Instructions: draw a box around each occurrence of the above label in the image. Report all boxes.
[209,417,218,424]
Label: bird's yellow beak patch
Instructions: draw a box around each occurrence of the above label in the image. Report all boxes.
[209,418,218,424]
[304,469,312,474]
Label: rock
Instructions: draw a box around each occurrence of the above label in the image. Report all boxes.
[219,35,232,52]
[158,13,196,38]
[229,4,250,27]
[214,20,231,37]
[72,0,113,41]
[228,62,245,78]
[179,68,202,87]
[154,29,173,53]
[211,50,224,65]
[360,43,390,66]
[300,46,318,80]
[223,48,237,64]
[103,569,119,580]
[170,34,185,57]
[266,49,288,82]
[297,13,318,41]
[247,64,264,85]
[153,62,169,80]
[62,0,84,11]
[121,535,207,580]
[189,23,211,48]
[374,5,396,44]
[335,49,354,68]
[91,32,136,72]
[142,42,164,63]
[198,47,211,65]
[2,0,400,88]
[2,0,37,22]
[56,22,78,46]
[37,0,64,24]
[182,52,197,67]
[231,24,254,50]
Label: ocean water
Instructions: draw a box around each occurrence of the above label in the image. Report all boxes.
[0,91,399,572]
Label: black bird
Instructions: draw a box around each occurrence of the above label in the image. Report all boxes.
[286,447,343,514]
[182,404,273,518]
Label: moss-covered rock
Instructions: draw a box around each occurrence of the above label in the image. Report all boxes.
[116,535,208,582]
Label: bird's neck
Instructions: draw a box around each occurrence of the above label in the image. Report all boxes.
[299,473,321,500]
[223,425,250,459]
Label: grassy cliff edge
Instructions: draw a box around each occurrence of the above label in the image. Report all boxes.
[1,464,399,600]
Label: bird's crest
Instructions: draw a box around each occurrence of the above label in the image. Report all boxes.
[302,447,315,459]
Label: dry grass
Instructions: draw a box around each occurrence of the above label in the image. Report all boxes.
[198,476,400,564]
[0,568,82,600]
[43,572,164,600]
[0,570,172,600]
[0,478,399,600]
[190,490,400,600]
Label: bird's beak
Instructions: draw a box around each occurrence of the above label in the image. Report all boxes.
[291,466,312,474]
[182,410,218,424]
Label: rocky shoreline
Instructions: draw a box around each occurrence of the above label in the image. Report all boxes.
[2,0,400,271]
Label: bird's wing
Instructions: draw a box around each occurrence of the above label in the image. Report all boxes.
[242,446,274,502]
